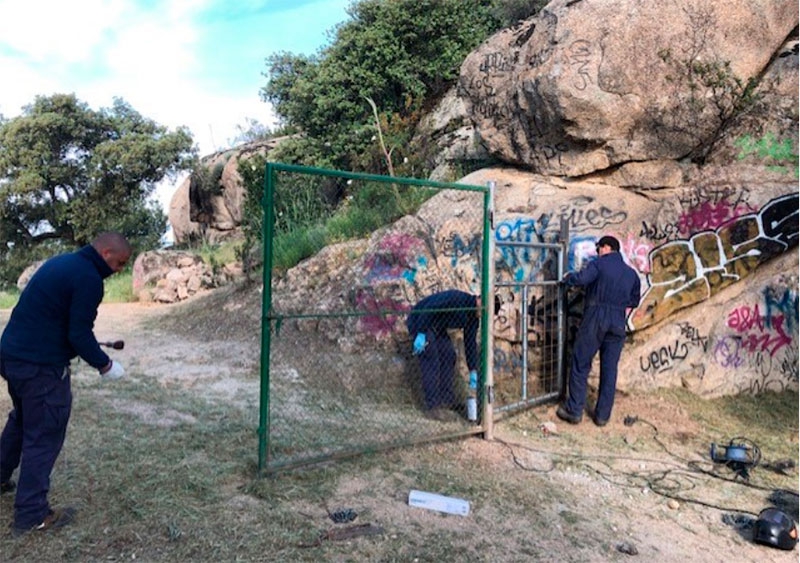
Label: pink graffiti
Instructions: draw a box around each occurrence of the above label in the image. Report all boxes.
[355,292,409,338]
[364,233,424,281]
[621,236,652,273]
[377,233,421,254]
[677,200,755,236]
[726,304,793,356]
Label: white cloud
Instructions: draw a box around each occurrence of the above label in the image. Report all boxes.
[0,0,125,63]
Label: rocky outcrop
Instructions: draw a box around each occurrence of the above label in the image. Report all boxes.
[132,250,237,304]
[274,161,798,397]
[163,0,799,397]
[168,137,287,245]
[269,0,799,397]
[412,87,493,182]
[459,0,798,176]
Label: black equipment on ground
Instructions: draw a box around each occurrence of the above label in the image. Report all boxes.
[709,437,761,479]
[753,507,798,550]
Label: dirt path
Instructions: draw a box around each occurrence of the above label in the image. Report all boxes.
[92,302,261,406]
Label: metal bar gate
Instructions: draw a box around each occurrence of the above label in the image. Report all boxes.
[492,220,569,417]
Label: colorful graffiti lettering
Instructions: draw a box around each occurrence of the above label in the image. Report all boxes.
[493,346,525,377]
[620,235,653,274]
[363,233,426,282]
[354,286,410,338]
[495,217,550,282]
[677,199,756,236]
[630,193,799,330]
[763,287,799,336]
[714,337,745,369]
[726,304,793,357]
[441,232,481,268]
[568,236,596,272]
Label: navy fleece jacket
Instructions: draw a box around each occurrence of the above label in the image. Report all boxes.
[1,245,113,369]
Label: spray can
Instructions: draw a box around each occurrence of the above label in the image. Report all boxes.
[467,371,478,422]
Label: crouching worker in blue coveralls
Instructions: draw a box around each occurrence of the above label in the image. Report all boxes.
[557,235,640,427]
[407,290,480,422]
[0,232,132,537]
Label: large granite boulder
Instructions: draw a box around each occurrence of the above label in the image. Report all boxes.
[459,0,798,176]
[168,138,287,245]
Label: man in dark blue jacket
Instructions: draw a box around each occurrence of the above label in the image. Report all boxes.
[557,235,640,427]
[0,232,132,536]
[407,290,481,421]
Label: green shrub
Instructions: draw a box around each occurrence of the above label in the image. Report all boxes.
[272,225,329,271]
[103,271,134,303]
[0,289,19,309]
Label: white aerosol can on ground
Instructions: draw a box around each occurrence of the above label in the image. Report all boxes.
[467,370,478,422]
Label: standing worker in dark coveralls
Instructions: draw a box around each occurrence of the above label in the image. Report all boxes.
[556,235,640,427]
[0,232,132,537]
[407,290,480,421]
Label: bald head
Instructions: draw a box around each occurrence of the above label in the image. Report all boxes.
[92,232,132,273]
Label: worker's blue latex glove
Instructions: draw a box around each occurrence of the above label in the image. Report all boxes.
[413,333,427,355]
[469,370,478,389]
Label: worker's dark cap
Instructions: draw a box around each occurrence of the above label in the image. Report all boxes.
[596,235,620,252]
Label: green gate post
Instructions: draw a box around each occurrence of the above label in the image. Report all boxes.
[258,162,277,473]
[481,181,495,440]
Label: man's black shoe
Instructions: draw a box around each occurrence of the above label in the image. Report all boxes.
[556,405,582,424]
[590,408,608,427]
[0,480,15,495]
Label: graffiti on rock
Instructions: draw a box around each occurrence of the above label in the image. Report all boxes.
[630,193,798,330]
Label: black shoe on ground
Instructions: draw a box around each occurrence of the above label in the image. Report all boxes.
[11,506,76,538]
[590,408,609,427]
[0,480,15,495]
[556,405,582,424]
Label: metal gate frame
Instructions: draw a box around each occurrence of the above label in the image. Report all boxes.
[492,219,570,417]
[257,163,495,473]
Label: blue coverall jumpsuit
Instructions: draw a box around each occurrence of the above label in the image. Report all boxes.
[563,252,641,422]
[407,290,479,411]
[0,245,114,529]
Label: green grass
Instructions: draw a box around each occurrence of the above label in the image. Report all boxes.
[1,362,795,562]
[194,241,239,266]
[1,242,240,308]
[103,271,134,303]
[0,289,19,309]
[1,275,134,308]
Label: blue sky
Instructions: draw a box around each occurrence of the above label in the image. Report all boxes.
[0,0,352,209]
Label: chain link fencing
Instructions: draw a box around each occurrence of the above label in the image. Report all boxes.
[257,164,493,473]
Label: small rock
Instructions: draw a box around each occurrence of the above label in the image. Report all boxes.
[539,421,557,435]
[617,541,638,555]
[667,499,680,510]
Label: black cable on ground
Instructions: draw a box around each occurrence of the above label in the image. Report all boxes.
[625,415,799,496]
[496,414,798,516]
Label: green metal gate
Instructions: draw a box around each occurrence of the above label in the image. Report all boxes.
[257,163,495,474]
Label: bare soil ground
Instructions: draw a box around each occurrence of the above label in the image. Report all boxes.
[1,287,797,562]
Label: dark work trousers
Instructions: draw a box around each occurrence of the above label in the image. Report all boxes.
[564,305,626,421]
[0,359,72,529]
[417,331,456,410]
